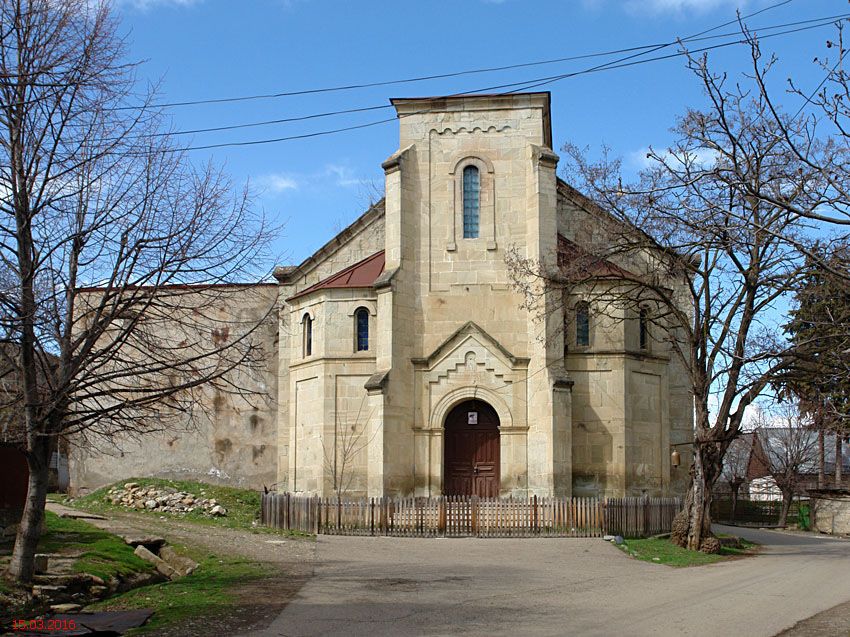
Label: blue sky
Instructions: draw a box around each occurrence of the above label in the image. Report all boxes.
[114,0,842,269]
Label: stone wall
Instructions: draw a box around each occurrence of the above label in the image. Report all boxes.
[68,285,279,494]
[812,493,850,535]
[276,206,385,493]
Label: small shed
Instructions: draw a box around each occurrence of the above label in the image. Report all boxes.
[809,489,850,535]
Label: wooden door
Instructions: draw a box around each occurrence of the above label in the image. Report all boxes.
[444,400,500,497]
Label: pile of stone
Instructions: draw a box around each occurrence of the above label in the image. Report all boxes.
[105,483,227,516]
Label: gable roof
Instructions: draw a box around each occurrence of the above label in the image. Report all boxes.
[557,233,633,279]
[748,428,850,479]
[274,199,385,285]
[287,250,385,301]
[412,321,529,369]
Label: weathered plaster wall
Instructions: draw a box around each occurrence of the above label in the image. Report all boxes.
[68,285,279,494]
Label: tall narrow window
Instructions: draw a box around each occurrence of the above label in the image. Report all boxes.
[355,307,369,352]
[302,313,312,357]
[576,302,590,347]
[462,165,480,238]
[639,307,649,351]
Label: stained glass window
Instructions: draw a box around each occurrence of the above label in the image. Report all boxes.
[462,165,480,239]
[355,307,369,351]
[576,302,590,347]
[302,314,312,357]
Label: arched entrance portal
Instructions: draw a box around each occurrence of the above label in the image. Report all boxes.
[443,399,500,497]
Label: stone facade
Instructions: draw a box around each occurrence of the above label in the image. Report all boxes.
[69,93,693,498]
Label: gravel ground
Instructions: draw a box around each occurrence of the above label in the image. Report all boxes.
[45,502,316,636]
[776,599,850,637]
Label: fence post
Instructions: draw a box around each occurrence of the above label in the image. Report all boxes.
[438,496,446,537]
[533,494,539,535]
[285,493,290,531]
[315,496,321,534]
[601,498,607,535]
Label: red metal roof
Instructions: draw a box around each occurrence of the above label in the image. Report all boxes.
[557,234,633,279]
[288,251,385,301]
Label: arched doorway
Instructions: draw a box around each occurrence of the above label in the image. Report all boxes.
[443,399,500,497]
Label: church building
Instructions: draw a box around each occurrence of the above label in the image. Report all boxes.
[69,93,694,499]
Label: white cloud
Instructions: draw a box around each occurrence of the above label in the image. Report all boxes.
[256,173,299,194]
[623,0,749,15]
[325,164,360,188]
[254,163,369,198]
[120,0,203,10]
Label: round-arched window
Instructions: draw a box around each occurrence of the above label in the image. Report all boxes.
[355,307,369,352]
[302,313,312,357]
[462,165,480,239]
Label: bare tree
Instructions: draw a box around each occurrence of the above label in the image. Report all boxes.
[752,404,819,526]
[719,433,753,524]
[0,0,274,583]
[508,33,827,551]
[321,395,375,500]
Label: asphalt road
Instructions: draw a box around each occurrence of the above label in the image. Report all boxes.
[246,525,850,637]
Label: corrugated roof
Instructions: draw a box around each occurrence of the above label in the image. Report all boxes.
[287,251,385,301]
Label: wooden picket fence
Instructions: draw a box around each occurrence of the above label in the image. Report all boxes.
[261,493,681,539]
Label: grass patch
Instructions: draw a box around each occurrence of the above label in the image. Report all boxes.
[38,511,153,581]
[616,536,758,567]
[87,544,271,635]
[72,478,312,538]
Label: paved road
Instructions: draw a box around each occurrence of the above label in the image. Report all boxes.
[245,526,850,637]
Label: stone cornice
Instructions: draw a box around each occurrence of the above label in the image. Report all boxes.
[411,321,530,370]
[365,369,390,395]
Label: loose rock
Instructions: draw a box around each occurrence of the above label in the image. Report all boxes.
[133,545,178,580]
[104,484,228,517]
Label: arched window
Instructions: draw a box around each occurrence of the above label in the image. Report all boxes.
[576,302,590,347]
[462,165,480,239]
[302,313,312,357]
[639,307,649,351]
[355,307,369,352]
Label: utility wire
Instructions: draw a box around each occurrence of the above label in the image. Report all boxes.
[108,0,797,112]
[134,11,843,141]
[166,15,845,153]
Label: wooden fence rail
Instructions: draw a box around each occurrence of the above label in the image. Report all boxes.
[261,493,682,538]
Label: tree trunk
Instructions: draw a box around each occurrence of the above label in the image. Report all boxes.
[836,435,843,487]
[818,429,825,489]
[9,438,51,583]
[778,491,792,527]
[674,444,720,550]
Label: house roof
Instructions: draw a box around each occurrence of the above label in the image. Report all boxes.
[274,199,385,285]
[286,250,385,302]
[557,234,634,279]
[749,428,850,479]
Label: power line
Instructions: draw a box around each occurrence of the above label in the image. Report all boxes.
[166,15,846,153]
[140,11,843,141]
[110,0,797,112]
